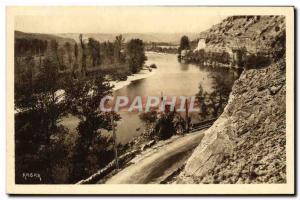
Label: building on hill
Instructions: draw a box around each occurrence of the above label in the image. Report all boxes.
[194,38,206,52]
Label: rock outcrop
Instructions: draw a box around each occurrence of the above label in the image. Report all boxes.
[200,15,286,54]
[182,15,286,69]
[176,58,286,184]
[176,14,287,184]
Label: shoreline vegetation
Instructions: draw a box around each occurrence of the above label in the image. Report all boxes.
[14,15,286,184]
[81,15,287,184]
[15,31,192,184]
[13,26,243,184]
[145,43,178,54]
[14,29,238,184]
[14,32,150,183]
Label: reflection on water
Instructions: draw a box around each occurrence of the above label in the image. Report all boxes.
[113,52,241,144]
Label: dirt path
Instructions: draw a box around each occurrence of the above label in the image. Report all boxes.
[105,130,206,184]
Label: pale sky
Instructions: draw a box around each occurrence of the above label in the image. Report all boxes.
[15,7,227,34]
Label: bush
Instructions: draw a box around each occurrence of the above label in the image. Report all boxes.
[149,64,157,69]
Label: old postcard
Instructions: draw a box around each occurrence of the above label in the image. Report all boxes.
[6,6,294,194]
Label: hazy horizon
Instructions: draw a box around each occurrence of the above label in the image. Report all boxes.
[15,7,227,34]
[15,30,203,35]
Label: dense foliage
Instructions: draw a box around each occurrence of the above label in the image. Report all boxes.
[14,34,147,184]
[178,35,190,53]
[126,39,147,73]
[64,75,120,182]
[196,68,239,120]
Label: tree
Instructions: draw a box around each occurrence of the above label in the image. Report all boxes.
[87,38,101,66]
[126,39,147,73]
[102,41,114,64]
[179,35,190,53]
[139,110,158,124]
[208,74,231,118]
[154,112,176,140]
[196,72,232,120]
[196,84,209,120]
[114,35,125,63]
[64,75,120,182]
[39,40,48,68]
[15,55,65,130]
[36,58,67,129]
[73,43,79,75]
[15,56,35,109]
[50,40,62,70]
[14,56,68,183]
[79,34,87,76]
[74,43,78,60]
[15,38,48,58]
[64,42,73,67]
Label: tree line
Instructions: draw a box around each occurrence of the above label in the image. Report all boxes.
[15,34,147,78]
[14,34,147,183]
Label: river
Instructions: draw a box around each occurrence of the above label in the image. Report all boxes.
[110,52,240,144]
[60,52,240,144]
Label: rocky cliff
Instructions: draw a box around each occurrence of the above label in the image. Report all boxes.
[176,16,286,184]
[177,59,286,184]
[200,15,285,54]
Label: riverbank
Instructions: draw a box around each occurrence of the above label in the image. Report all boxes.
[75,50,242,183]
[86,15,288,185]
[110,67,157,91]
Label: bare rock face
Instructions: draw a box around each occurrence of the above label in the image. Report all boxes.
[176,59,286,184]
[201,15,286,54]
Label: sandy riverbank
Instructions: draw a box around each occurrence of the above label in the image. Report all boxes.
[110,68,157,91]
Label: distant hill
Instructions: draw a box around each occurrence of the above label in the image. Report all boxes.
[56,33,200,45]
[15,31,76,45]
[15,31,200,45]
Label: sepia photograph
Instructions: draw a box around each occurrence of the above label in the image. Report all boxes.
[6,6,294,194]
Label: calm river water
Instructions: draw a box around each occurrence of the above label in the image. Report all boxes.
[112,52,240,144]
